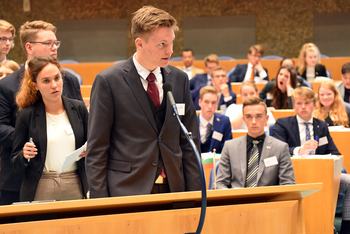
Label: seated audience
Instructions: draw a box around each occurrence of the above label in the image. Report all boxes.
[297,43,327,81]
[0,60,20,79]
[229,44,269,83]
[176,49,204,79]
[336,62,350,104]
[272,86,350,234]
[197,86,232,153]
[259,65,297,110]
[192,66,236,111]
[313,80,349,127]
[190,54,219,90]
[11,56,88,202]
[216,97,295,189]
[225,81,275,130]
[280,58,312,89]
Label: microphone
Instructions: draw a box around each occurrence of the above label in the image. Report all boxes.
[163,83,179,116]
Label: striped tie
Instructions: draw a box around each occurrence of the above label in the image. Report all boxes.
[203,123,213,143]
[304,122,315,155]
[245,140,260,188]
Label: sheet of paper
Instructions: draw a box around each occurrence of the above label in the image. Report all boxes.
[292,154,339,160]
[58,142,87,174]
[201,152,221,160]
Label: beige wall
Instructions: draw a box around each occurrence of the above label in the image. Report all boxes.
[1,0,350,64]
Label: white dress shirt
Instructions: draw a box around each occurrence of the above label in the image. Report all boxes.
[183,65,193,79]
[199,114,214,143]
[293,115,314,155]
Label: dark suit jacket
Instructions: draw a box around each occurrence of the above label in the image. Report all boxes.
[10,98,88,201]
[216,135,295,189]
[0,67,82,192]
[189,73,208,90]
[272,116,340,155]
[197,113,232,153]
[86,56,201,198]
[191,85,236,110]
[298,64,328,80]
[229,64,269,83]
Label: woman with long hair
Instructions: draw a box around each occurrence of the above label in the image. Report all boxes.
[297,43,327,81]
[11,56,88,202]
[313,80,349,127]
[259,65,297,110]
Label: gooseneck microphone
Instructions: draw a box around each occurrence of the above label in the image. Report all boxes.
[163,83,207,234]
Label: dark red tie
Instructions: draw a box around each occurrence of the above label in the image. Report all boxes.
[146,73,160,109]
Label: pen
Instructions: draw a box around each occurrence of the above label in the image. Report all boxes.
[28,137,33,163]
[315,136,319,142]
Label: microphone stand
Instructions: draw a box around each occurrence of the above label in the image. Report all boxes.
[170,104,207,234]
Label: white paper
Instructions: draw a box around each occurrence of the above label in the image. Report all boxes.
[58,142,87,174]
[201,152,221,160]
[292,154,339,160]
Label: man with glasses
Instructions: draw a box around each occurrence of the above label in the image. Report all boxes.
[0,20,17,64]
[0,20,82,205]
[192,66,236,110]
[229,44,269,83]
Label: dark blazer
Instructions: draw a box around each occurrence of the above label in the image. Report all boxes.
[197,113,232,153]
[189,73,208,90]
[0,67,82,192]
[191,85,236,110]
[86,56,201,198]
[229,64,269,83]
[216,135,295,189]
[10,98,88,201]
[272,116,340,155]
[298,64,328,80]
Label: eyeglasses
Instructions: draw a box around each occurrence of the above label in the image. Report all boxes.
[213,75,227,79]
[29,41,61,48]
[0,37,15,44]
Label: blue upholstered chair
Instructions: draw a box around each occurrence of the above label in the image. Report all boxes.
[169,56,182,61]
[261,55,283,60]
[59,59,79,64]
[218,56,236,61]
[63,68,83,85]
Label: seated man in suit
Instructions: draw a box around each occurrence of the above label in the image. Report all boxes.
[192,66,236,111]
[272,86,350,234]
[189,54,218,90]
[197,86,232,154]
[336,63,350,104]
[176,49,204,79]
[216,97,295,189]
[229,44,269,83]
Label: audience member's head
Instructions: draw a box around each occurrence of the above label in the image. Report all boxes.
[131,6,178,71]
[280,58,295,67]
[204,54,219,75]
[341,62,350,90]
[210,66,228,90]
[20,21,59,61]
[297,43,321,75]
[242,96,268,137]
[0,20,16,61]
[181,49,195,68]
[0,60,20,79]
[240,81,258,102]
[247,44,264,66]
[16,56,62,110]
[292,87,316,121]
[198,86,218,121]
[313,80,349,127]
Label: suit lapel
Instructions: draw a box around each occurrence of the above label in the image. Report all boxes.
[292,116,301,146]
[197,114,202,144]
[63,98,83,148]
[159,66,175,135]
[34,100,47,162]
[210,114,220,150]
[239,135,248,186]
[257,136,272,183]
[123,58,158,133]
[313,119,321,141]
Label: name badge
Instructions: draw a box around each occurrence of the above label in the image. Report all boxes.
[264,156,278,167]
[318,136,328,146]
[65,125,73,135]
[175,103,185,115]
[212,131,223,141]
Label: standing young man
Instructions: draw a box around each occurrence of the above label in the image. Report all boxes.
[86,6,201,198]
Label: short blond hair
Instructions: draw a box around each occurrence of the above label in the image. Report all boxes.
[204,54,219,67]
[199,86,218,100]
[292,86,316,104]
[211,65,226,77]
[0,20,16,38]
[19,21,56,55]
[131,6,178,41]
[240,81,258,94]
[242,96,267,114]
[0,60,20,72]
[248,44,264,55]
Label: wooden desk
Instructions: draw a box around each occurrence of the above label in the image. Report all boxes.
[0,184,321,234]
[230,82,266,95]
[291,156,343,234]
[309,81,323,92]
[271,109,296,120]
[80,85,92,98]
[330,130,350,171]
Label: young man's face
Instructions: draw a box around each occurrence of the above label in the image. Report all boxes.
[342,72,350,90]
[27,30,58,59]
[243,104,268,138]
[135,26,174,71]
[211,69,228,89]
[247,50,261,66]
[241,85,258,102]
[181,51,194,68]
[0,29,13,58]
[205,61,218,75]
[198,92,218,120]
[293,96,316,121]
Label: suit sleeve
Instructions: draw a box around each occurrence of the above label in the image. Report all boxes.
[278,143,296,185]
[85,73,114,198]
[230,65,242,83]
[0,81,15,148]
[317,64,328,78]
[263,68,269,81]
[272,119,295,155]
[216,142,232,189]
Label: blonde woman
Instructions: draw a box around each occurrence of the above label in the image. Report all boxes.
[313,80,349,127]
[0,60,20,79]
[297,43,327,81]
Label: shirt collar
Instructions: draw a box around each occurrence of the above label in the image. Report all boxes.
[247,62,254,69]
[183,65,193,71]
[199,114,214,128]
[133,52,161,80]
[296,115,313,125]
[247,133,266,145]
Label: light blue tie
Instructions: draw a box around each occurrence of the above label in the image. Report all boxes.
[304,122,315,155]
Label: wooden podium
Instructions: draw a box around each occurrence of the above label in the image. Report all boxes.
[0,184,321,234]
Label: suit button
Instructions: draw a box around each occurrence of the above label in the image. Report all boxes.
[158,137,162,142]
[152,161,157,167]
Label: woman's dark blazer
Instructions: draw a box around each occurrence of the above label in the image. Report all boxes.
[299,64,328,80]
[11,97,88,202]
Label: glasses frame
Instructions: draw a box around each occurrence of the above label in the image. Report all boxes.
[0,37,15,44]
[29,41,61,48]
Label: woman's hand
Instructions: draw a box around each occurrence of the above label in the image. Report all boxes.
[22,142,37,159]
[79,146,87,158]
